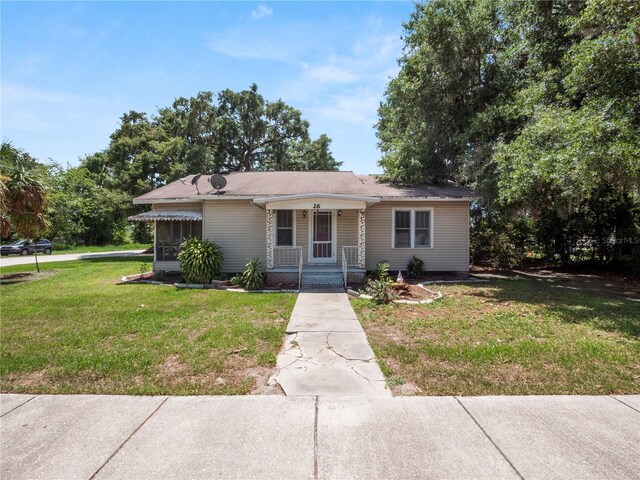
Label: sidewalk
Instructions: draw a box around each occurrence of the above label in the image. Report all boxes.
[2,394,638,479]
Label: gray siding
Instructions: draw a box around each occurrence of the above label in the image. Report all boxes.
[203,200,266,272]
[365,201,470,272]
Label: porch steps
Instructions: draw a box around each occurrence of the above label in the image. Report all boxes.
[301,266,344,288]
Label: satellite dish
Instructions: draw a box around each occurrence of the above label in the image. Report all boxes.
[191,174,202,195]
[209,174,227,194]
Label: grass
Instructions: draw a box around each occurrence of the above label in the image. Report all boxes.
[51,243,150,254]
[0,257,296,395]
[352,273,640,395]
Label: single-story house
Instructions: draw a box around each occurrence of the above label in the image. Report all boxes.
[130,171,473,287]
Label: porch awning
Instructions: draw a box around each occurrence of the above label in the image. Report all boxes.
[128,210,203,222]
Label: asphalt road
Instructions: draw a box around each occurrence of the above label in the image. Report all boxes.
[0,250,146,267]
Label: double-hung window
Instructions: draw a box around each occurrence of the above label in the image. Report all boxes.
[276,210,294,246]
[393,209,433,248]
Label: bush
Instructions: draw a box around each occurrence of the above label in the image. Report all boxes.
[407,256,424,278]
[177,237,224,284]
[241,258,265,291]
[372,260,391,281]
[230,275,242,286]
[366,278,397,304]
[492,233,523,270]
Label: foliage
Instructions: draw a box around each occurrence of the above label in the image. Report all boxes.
[366,278,397,304]
[377,0,640,270]
[406,256,425,279]
[0,142,49,240]
[230,275,242,286]
[372,260,391,281]
[139,263,149,275]
[241,258,265,291]
[177,237,224,284]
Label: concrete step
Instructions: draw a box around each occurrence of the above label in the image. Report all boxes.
[301,271,344,287]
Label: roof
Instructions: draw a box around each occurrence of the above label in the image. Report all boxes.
[133,171,473,203]
[128,210,203,222]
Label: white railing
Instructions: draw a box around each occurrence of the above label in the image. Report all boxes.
[273,246,302,267]
[298,251,303,291]
[342,246,358,267]
[342,248,348,288]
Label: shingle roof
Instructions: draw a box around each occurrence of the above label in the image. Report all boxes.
[133,171,473,202]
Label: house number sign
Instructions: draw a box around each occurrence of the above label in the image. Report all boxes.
[312,204,321,209]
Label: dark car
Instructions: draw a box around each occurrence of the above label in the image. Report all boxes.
[0,239,53,256]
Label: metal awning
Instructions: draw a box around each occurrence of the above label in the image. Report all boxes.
[128,210,203,222]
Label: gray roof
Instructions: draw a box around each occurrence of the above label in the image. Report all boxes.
[133,171,473,203]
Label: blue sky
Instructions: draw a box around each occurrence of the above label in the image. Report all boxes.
[1,1,415,173]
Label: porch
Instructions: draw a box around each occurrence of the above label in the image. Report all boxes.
[257,193,375,288]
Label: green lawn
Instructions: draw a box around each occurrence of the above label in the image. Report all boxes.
[353,273,640,395]
[51,243,150,254]
[0,258,296,395]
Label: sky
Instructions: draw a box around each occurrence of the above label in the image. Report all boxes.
[1,1,415,174]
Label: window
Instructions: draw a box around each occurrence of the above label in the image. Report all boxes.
[276,210,294,246]
[414,211,431,247]
[392,209,433,248]
[394,211,411,248]
[156,220,202,261]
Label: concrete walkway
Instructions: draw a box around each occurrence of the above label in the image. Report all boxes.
[1,394,638,479]
[0,250,145,267]
[269,288,391,396]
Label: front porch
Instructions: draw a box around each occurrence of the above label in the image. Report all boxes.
[257,193,375,288]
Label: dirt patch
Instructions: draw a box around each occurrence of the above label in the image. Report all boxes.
[5,370,48,389]
[0,270,58,286]
[246,366,283,395]
[157,354,190,382]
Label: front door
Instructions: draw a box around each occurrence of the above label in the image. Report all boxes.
[310,210,335,263]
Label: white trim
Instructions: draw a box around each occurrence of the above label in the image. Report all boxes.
[391,207,434,249]
[308,209,337,263]
[274,209,296,247]
[153,220,157,263]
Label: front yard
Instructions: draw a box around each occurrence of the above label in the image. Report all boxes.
[0,258,296,395]
[353,272,640,395]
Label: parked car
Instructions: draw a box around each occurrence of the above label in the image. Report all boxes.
[0,239,53,256]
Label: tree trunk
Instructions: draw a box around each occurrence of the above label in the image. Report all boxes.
[34,250,40,273]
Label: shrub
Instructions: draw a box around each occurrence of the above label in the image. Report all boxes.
[492,233,523,270]
[178,237,224,284]
[373,260,391,281]
[366,278,397,304]
[241,258,265,291]
[406,256,424,278]
[139,262,149,275]
[230,275,242,286]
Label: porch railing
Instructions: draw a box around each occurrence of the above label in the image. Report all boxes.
[273,246,303,267]
[341,246,358,288]
[341,246,358,267]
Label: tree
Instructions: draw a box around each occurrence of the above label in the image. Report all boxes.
[0,141,48,271]
[377,0,640,269]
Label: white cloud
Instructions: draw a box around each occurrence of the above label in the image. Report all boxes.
[303,64,359,84]
[314,89,380,125]
[251,4,273,20]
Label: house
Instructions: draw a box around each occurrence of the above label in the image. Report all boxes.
[129,171,473,287]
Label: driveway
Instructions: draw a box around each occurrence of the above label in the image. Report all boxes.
[0,250,146,267]
[1,394,638,479]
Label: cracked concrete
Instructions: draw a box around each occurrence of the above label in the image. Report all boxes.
[269,288,391,396]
